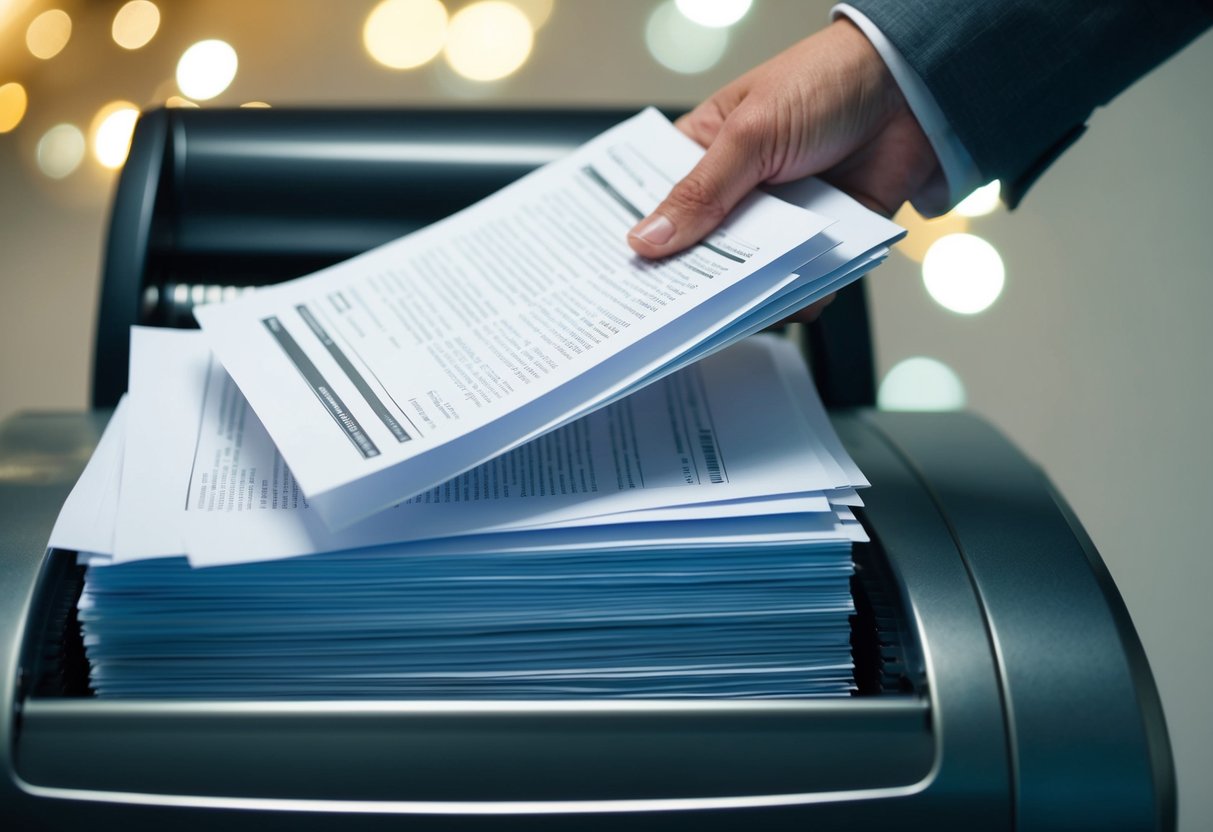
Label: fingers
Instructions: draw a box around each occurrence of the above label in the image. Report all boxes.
[627,115,768,259]
[628,17,914,259]
[674,108,722,149]
[675,94,729,147]
[674,76,750,148]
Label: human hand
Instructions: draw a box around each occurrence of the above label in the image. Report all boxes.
[627,18,941,322]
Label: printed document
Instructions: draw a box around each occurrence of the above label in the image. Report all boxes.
[115,328,863,566]
[196,109,838,529]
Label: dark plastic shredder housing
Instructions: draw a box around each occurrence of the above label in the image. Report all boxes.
[0,108,1174,831]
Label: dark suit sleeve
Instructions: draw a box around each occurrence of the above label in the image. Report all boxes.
[846,0,1213,206]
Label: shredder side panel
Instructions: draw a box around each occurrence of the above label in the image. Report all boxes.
[0,413,110,808]
[864,410,1175,832]
[835,412,1015,825]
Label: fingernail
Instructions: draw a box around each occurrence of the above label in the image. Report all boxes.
[630,214,675,246]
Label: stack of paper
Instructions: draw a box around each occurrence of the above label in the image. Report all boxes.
[59,333,867,698]
[51,109,902,700]
[195,108,902,531]
[78,533,857,700]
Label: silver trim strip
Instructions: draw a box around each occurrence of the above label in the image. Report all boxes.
[18,778,935,815]
[203,140,568,166]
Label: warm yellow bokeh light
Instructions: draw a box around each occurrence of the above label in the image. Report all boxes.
[240,101,271,108]
[37,123,85,179]
[512,0,553,29]
[176,40,238,101]
[953,179,1002,217]
[444,1,533,82]
[112,1,160,50]
[363,0,448,70]
[26,9,71,59]
[892,202,970,263]
[90,101,140,170]
[164,96,199,108]
[0,82,28,133]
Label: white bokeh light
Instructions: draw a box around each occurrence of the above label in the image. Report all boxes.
[675,0,752,28]
[646,1,729,74]
[444,2,533,82]
[953,179,1001,217]
[176,40,238,101]
[36,123,86,179]
[922,232,1006,315]
[878,357,967,412]
[363,0,448,70]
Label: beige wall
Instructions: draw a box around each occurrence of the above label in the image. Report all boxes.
[2,2,1210,827]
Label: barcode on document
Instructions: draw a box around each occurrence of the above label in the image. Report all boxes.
[699,429,724,483]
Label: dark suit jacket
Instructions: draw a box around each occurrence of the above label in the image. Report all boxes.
[848,0,1213,206]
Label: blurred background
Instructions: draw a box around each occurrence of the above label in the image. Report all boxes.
[1,0,1210,827]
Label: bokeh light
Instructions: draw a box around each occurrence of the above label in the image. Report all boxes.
[444,2,534,82]
[892,201,969,263]
[922,232,1006,315]
[26,9,71,60]
[363,0,448,70]
[0,82,28,133]
[512,0,554,29]
[675,0,752,28]
[90,101,140,170]
[176,40,238,101]
[646,1,729,75]
[878,357,967,412]
[164,96,199,108]
[112,1,160,51]
[36,124,86,179]
[953,179,1001,217]
[241,101,271,108]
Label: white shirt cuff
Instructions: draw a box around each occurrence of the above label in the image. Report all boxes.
[831,3,985,215]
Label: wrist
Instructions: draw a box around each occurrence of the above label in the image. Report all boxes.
[829,17,909,129]
[830,5,982,213]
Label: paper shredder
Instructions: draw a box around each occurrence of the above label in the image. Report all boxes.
[0,108,1174,830]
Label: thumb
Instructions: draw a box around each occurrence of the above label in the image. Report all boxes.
[627,124,767,259]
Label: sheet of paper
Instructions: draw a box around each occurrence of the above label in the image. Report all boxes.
[197,108,837,529]
[622,177,905,387]
[772,331,869,488]
[48,397,128,555]
[114,330,215,561]
[114,328,857,565]
[462,183,904,472]
[186,508,865,567]
[826,488,863,507]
